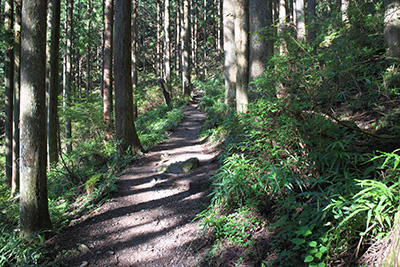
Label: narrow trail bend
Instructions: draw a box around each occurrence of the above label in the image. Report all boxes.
[47,98,219,267]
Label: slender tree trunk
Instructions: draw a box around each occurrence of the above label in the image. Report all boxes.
[182,0,191,97]
[20,0,52,235]
[103,0,114,127]
[295,0,305,40]
[164,0,171,87]
[191,0,198,78]
[176,0,181,72]
[4,0,14,188]
[279,0,287,55]
[114,0,143,153]
[223,0,236,105]
[48,0,61,164]
[64,0,73,153]
[341,0,348,22]
[101,0,105,96]
[217,0,222,53]
[306,0,316,44]
[235,0,249,113]
[12,0,22,195]
[132,0,138,119]
[385,0,400,58]
[86,0,92,94]
[156,0,161,77]
[203,0,207,79]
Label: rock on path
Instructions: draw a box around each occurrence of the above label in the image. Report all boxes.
[46,100,219,266]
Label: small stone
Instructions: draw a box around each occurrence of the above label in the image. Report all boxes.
[80,261,88,267]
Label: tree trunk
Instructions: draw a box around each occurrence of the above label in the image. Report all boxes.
[12,0,22,195]
[223,0,236,105]
[235,0,249,113]
[132,0,138,119]
[64,0,73,153]
[203,0,207,79]
[191,0,198,78]
[279,0,287,55]
[295,0,305,40]
[156,0,161,77]
[4,0,14,188]
[164,0,171,87]
[48,0,61,164]
[341,0,348,22]
[86,0,92,94]
[20,0,52,235]
[249,0,273,95]
[182,0,191,97]
[385,0,400,58]
[306,0,316,44]
[103,0,114,127]
[176,0,181,72]
[114,0,143,153]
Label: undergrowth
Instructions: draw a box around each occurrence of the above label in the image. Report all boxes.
[0,81,186,265]
[197,2,400,266]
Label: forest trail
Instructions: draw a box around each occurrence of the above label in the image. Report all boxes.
[46,96,219,266]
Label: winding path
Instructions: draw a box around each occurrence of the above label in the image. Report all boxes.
[47,99,219,266]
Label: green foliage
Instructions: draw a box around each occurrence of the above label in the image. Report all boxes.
[136,104,184,150]
[0,87,186,265]
[199,1,400,265]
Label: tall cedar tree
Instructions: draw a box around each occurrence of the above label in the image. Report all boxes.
[114,0,143,153]
[164,0,171,87]
[223,0,236,105]
[20,0,52,235]
[12,0,22,195]
[103,0,114,127]
[48,0,61,164]
[4,0,13,188]
[64,0,73,153]
[249,0,273,95]
[235,0,249,113]
[182,0,191,97]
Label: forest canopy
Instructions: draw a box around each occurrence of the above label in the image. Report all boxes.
[1,0,400,266]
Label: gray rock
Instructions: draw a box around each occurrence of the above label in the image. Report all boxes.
[157,157,200,174]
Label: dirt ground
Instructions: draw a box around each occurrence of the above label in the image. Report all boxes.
[45,99,219,266]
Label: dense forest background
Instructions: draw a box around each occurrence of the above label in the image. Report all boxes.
[1,0,400,266]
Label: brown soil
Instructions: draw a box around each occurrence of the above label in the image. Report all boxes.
[45,99,219,266]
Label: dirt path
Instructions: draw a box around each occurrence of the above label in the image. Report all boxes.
[46,99,219,266]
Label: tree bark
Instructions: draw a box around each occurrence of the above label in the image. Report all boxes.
[86,0,92,94]
[279,0,287,55]
[12,0,22,195]
[385,0,400,58]
[223,0,236,105]
[164,0,171,87]
[132,0,138,119]
[4,0,14,188]
[156,0,161,77]
[176,0,181,72]
[64,0,73,153]
[295,0,305,40]
[249,0,273,93]
[20,0,52,235]
[114,0,143,153]
[203,0,207,79]
[191,0,198,78]
[182,0,191,97]
[235,0,249,113]
[48,0,61,164]
[306,0,316,44]
[103,0,114,127]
